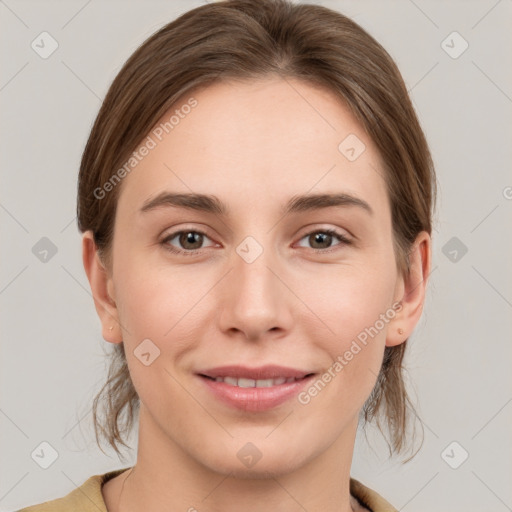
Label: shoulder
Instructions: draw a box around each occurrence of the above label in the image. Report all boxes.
[350,477,398,512]
[16,468,131,512]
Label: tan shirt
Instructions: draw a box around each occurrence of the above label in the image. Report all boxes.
[17,467,398,512]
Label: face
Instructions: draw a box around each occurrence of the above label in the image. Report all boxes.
[91,77,418,477]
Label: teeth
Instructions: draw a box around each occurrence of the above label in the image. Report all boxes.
[212,376,301,387]
[238,378,256,388]
[253,378,275,387]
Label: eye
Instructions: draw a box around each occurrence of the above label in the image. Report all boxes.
[296,228,352,252]
[161,229,217,255]
[161,227,352,256]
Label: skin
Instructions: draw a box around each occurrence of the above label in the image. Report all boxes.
[83,77,431,512]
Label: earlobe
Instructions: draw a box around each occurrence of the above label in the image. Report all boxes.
[386,231,432,347]
[82,231,122,344]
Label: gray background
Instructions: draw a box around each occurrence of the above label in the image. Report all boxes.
[1,1,511,511]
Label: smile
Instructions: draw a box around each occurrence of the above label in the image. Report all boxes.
[195,365,317,411]
[202,375,307,388]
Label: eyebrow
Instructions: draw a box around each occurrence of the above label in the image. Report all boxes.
[140,191,374,217]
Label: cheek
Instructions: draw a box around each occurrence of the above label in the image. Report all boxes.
[304,256,397,339]
[113,256,217,367]
[299,258,396,398]
[115,270,195,341]
[112,265,205,414]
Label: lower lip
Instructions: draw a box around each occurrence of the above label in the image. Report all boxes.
[197,374,315,412]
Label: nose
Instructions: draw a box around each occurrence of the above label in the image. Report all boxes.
[217,240,294,342]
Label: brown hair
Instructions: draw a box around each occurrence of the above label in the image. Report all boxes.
[78,0,436,462]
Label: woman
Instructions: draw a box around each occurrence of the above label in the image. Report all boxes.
[18,0,435,510]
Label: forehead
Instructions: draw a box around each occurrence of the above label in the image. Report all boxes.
[116,77,389,221]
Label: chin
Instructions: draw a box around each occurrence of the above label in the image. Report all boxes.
[195,441,309,480]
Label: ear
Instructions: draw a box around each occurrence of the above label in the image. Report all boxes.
[82,230,122,344]
[386,230,432,347]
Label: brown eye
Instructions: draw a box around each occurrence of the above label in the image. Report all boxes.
[297,229,352,252]
[178,231,204,250]
[161,230,215,255]
[309,232,333,249]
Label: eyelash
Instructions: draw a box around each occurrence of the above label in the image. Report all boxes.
[160,228,352,256]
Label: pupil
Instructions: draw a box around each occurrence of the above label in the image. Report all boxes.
[313,233,330,248]
[182,232,201,248]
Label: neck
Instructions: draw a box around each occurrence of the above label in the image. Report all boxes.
[111,407,360,512]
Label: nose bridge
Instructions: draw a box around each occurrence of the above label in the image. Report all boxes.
[218,232,291,338]
[233,233,280,310]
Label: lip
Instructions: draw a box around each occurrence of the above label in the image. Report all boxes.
[196,365,316,412]
[196,364,313,380]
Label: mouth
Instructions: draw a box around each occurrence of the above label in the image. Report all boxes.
[198,374,315,388]
[195,365,317,411]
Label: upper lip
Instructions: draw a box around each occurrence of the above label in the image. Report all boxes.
[197,365,315,380]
